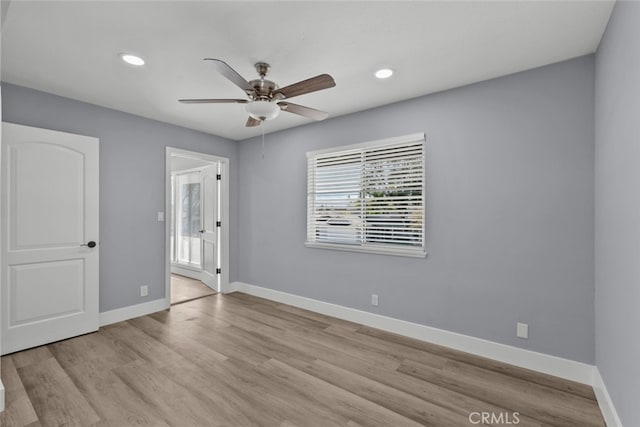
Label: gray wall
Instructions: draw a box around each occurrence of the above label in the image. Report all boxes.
[2,55,599,365]
[239,56,596,363]
[1,83,238,312]
[594,1,640,424]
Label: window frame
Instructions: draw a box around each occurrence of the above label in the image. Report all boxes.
[306,133,427,258]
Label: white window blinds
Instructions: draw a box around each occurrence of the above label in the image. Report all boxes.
[306,133,426,257]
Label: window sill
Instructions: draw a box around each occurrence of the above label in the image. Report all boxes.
[305,241,427,258]
[171,262,202,272]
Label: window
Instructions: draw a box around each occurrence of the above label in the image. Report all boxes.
[306,133,426,257]
[172,171,202,267]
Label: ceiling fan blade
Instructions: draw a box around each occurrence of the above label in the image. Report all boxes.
[179,99,248,104]
[272,74,335,99]
[278,102,329,121]
[204,58,256,94]
[246,117,262,127]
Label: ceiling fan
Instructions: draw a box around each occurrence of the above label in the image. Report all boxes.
[179,59,336,127]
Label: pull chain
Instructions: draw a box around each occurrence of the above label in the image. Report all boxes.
[261,122,265,159]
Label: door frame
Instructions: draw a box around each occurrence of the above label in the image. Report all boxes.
[165,147,230,304]
[0,87,5,412]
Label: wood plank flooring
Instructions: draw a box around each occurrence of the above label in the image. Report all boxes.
[170,274,215,305]
[1,292,605,427]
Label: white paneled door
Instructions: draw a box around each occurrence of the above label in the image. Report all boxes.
[1,123,99,355]
[200,164,218,290]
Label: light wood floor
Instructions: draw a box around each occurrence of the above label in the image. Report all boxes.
[1,292,605,427]
[170,274,215,305]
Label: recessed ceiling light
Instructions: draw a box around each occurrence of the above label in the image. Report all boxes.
[120,53,145,66]
[374,68,393,79]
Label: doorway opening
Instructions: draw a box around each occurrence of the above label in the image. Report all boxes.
[165,148,230,306]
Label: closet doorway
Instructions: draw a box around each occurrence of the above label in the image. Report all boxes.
[165,148,230,305]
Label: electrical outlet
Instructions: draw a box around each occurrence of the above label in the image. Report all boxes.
[371,294,379,307]
[140,285,148,297]
[517,322,529,339]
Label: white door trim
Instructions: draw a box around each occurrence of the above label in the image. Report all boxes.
[165,147,230,305]
[0,86,4,412]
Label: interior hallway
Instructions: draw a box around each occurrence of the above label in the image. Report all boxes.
[170,274,215,305]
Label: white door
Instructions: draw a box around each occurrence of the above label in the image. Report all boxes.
[1,123,99,355]
[200,164,218,291]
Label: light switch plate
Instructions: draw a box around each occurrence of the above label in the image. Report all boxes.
[157,211,165,222]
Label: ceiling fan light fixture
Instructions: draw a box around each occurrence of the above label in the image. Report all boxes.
[120,53,145,66]
[375,68,393,79]
[246,100,280,121]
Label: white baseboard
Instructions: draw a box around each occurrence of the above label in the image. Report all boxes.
[99,298,169,327]
[0,380,4,412]
[593,367,623,427]
[229,281,595,385]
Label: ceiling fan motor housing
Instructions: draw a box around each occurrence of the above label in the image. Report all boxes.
[249,79,278,100]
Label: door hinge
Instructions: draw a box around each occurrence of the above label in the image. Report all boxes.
[216,268,221,274]
[216,174,221,180]
[216,221,221,227]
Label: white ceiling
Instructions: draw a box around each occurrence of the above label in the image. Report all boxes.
[1,1,614,141]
